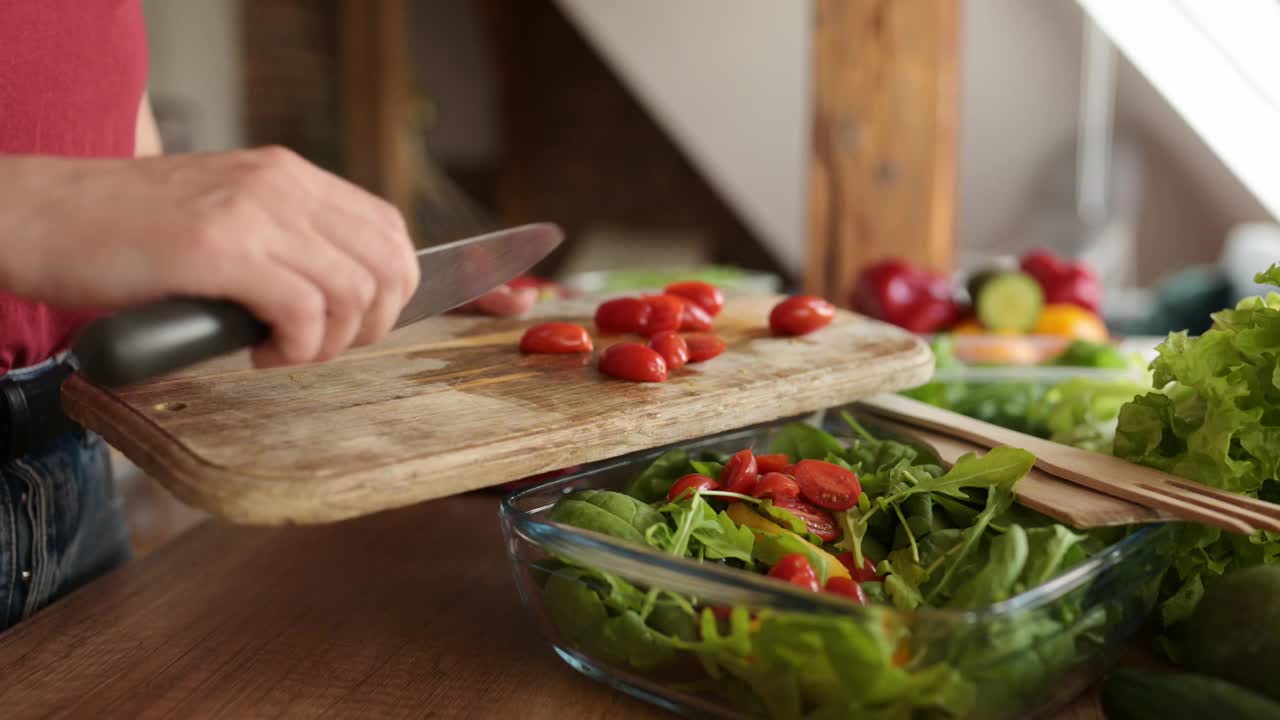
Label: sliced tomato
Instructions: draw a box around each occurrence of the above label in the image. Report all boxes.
[719,449,759,495]
[684,334,726,363]
[824,576,868,605]
[598,342,668,383]
[595,297,651,334]
[755,453,791,474]
[767,553,820,592]
[666,473,719,503]
[641,295,685,336]
[664,281,725,317]
[648,331,690,371]
[751,472,800,501]
[773,496,841,542]
[679,301,714,332]
[792,459,861,510]
[836,552,883,583]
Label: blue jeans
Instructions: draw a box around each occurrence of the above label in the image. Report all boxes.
[0,356,132,631]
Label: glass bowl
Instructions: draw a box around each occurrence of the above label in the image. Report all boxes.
[499,409,1174,719]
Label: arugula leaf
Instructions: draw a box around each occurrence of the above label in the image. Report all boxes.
[927,475,1020,603]
[769,423,845,460]
[624,450,693,502]
[654,494,755,563]
[549,489,667,546]
[949,524,1030,608]
[1019,525,1088,588]
[882,446,1035,504]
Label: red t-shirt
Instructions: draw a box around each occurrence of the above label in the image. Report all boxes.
[0,0,149,374]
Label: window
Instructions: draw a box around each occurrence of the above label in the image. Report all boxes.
[1078,0,1280,220]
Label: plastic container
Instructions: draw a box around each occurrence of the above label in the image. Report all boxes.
[500,409,1174,720]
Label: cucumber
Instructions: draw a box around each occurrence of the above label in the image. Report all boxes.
[973,271,1044,332]
[1182,564,1280,701]
[1102,668,1280,720]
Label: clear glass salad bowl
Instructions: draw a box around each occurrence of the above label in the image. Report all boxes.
[499,410,1174,720]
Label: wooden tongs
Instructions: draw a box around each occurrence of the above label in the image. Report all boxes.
[854,394,1280,535]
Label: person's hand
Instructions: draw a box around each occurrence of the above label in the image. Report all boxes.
[0,147,419,368]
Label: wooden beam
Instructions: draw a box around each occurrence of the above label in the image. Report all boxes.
[338,0,412,216]
[806,0,961,305]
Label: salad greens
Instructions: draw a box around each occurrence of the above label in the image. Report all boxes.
[1113,264,1280,636]
[537,419,1153,719]
[903,337,1150,453]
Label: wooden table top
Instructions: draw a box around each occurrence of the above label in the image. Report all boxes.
[0,493,1106,719]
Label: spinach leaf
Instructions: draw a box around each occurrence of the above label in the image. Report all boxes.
[769,423,845,460]
[689,459,725,478]
[549,489,667,546]
[625,450,693,502]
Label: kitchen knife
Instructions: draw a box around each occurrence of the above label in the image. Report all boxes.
[72,223,563,387]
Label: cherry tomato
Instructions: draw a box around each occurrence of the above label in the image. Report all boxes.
[667,473,719,503]
[767,553,820,592]
[684,334,726,363]
[719,449,759,495]
[792,459,862,510]
[595,297,652,334]
[836,552,883,583]
[756,454,791,474]
[680,301,714,332]
[519,322,593,354]
[598,342,668,383]
[824,576,868,605]
[769,295,835,336]
[664,281,725,317]
[751,472,800,501]
[647,331,690,371]
[640,295,685,336]
[773,497,842,542]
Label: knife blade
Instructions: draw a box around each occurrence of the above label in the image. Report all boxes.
[72,223,563,387]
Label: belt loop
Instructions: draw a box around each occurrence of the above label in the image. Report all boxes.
[0,376,27,461]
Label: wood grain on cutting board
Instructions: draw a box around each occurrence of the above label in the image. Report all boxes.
[62,295,932,526]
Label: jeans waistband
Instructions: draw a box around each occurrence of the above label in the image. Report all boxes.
[0,352,81,462]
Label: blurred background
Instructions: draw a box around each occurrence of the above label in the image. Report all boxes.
[126,0,1280,550]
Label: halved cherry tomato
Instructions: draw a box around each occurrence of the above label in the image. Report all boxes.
[641,295,685,336]
[599,342,668,383]
[756,454,791,474]
[751,472,800,501]
[667,473,719,503]
[519,322,593,354]
[719,449,759,495]
[792,459,861,510]
[664,281,725,317]
[769,295,835,336]
[824,576,868,605]
[595,297,651,334]
[773,496,842,542]
[767,553,820,592]
[648,331,690,371]
[684,334,726,363]
[836,552,883,583]
[680,301,714,332]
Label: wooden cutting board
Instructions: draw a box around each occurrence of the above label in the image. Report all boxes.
[61,295,932,525]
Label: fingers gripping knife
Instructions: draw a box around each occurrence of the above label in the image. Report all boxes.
[70,224,563,387]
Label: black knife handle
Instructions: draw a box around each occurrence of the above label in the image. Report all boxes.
[73,299,269,387]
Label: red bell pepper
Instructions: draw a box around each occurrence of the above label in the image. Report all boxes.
[1018,250,1100,313]
[851,259,959,333]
